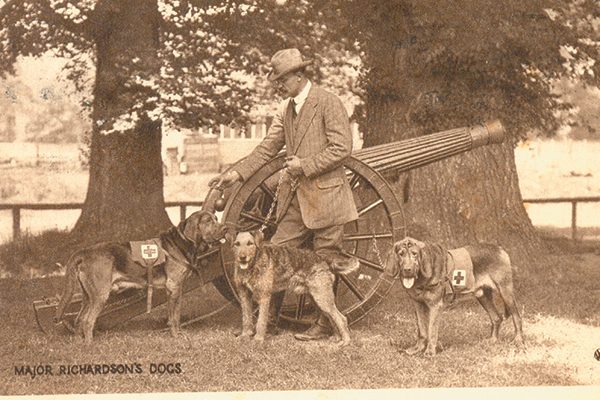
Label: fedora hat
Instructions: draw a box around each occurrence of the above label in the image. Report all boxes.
[267,48,313,82]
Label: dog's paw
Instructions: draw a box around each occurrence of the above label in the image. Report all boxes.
[404,341,426,355]
[253,336,266,343]
[424,346,438,357]
[329,334,342,342]
[484,336,499,344]
[237,332,254,340]
[404,347,423,355]
[511,334,525,348]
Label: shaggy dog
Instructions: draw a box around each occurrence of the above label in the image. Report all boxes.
[231,230,358,346]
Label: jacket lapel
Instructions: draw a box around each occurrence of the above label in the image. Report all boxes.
[291,87,318,155]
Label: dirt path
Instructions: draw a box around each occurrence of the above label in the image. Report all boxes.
[495,315,600,385]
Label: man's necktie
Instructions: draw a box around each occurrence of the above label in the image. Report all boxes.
[291,99,297,119]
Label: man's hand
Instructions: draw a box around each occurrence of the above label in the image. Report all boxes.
[284,156,303,177]
[208,170,242,190]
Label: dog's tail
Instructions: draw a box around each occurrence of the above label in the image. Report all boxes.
[331,256,360,275]
[54,254,83,324]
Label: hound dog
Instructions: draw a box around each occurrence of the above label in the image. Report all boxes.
[230,230,359,346]
[389,237,524,356]
[54,210,226,343]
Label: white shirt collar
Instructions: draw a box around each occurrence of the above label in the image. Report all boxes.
[292,80,311,113]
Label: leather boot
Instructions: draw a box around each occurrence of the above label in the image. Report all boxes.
[294,315,332,341]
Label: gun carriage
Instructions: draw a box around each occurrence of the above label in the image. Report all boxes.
[33,121,505,333]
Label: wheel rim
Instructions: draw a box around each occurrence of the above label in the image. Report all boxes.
[219,155,405,327]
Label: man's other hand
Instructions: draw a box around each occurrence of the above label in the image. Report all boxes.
[285,156,303,177]
[208,170,242,190]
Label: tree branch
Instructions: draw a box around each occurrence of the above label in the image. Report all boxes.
[32,0,95,41]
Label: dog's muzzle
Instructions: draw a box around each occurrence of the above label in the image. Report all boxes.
[399,263,417,289]
[237,261,249,270]
[236,256,250,270]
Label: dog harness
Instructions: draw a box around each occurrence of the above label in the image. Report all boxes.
[444,248,475,302]
[129,239,167,313]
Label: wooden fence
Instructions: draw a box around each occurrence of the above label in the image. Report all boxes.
[0,201,203,241]
[1,196,599,241]
[522,196,600,240]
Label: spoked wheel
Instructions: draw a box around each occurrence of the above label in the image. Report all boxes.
[215,155,405,328]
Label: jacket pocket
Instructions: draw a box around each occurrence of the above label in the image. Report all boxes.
[316,177,343,189]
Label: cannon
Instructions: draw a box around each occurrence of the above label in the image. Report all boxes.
[33,120,505,333]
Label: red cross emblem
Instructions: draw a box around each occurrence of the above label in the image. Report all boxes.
[452,269,466,286]
[141,244,158,260]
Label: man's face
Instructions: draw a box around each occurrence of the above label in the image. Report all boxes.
[274,72,303,98]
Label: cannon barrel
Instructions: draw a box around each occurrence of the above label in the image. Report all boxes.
[353,120,504,174]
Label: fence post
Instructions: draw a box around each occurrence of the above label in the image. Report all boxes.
[571,201,577,241]
[12,207,20,240]
[180,205,187,223]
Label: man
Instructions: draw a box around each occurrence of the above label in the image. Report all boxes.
[209,48,358,341]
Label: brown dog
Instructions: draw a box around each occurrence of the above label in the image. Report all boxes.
[389,237,524,356]
[54,210,226,343]
[231,230,359,346]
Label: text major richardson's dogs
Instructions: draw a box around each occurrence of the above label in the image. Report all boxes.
[389,237,524,356]
[231,230,359,346]
[54,210,227,343]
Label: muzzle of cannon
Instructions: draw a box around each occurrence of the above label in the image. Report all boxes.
[34,120,505,334]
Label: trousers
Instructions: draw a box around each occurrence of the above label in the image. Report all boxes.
[270,194,343,328]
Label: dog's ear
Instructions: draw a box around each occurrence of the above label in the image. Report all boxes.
[385,244,400,278]
[418,243,444,284]
[225,228,237,246]
[183,211,215,244]
[417,240,433,278]
[393,241,403,254]
[251,229,264,246]
[181,214,198,242]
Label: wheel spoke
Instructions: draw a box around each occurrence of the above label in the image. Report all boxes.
[343,232,393,241]
[349,173,361,189]
[357,198,383,216]
[259,182,275,200]
[339,275,365,301]
[239,211,276,228]
[342,251,385,272]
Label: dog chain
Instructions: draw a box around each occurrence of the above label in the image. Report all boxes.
[259,168,298,234]
[371,231,385,267]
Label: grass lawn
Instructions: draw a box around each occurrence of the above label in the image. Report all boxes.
[1,140,599,396]
[0,240,599,395]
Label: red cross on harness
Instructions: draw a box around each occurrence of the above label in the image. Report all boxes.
[453,270,466,286]
[142,245,157,259]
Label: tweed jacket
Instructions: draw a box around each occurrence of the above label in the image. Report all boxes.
[235,85,358,229]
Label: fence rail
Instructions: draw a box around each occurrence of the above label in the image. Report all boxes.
[1,197,599,241]
[0,201,204,241]
[522,196,600,240]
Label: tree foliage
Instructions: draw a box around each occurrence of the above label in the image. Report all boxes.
[320,0,600,143]
[0,0,329,132]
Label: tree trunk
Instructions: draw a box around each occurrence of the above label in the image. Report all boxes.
[360,4,545,265]
[72,0,171,242]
